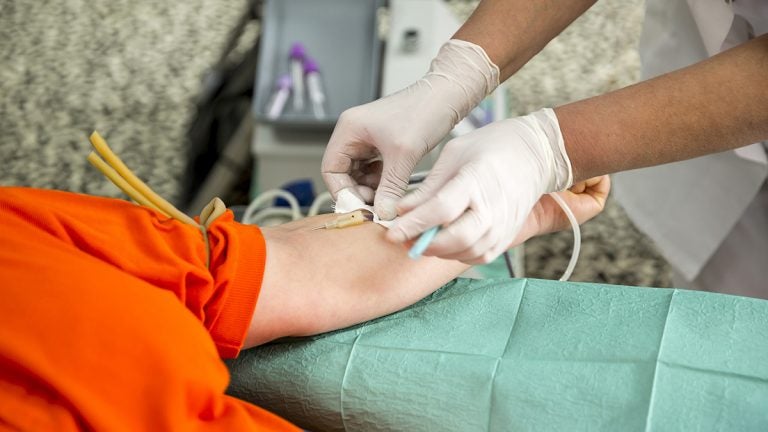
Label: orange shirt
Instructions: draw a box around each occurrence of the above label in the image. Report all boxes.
[0,187,300,431]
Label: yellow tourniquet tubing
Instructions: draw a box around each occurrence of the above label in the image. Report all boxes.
[88,132,196,225]
[86,131,224,267]
[86,152,165,215]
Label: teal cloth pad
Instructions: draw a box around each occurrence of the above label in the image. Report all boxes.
[227,278,768,431]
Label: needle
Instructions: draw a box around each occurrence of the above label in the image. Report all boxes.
[408,226,441,260]
[313,209,374,230]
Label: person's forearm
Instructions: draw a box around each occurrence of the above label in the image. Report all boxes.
[245,215,469,347]
[245,173,613,348]
[557,34,768,182]
[453,0,596,80]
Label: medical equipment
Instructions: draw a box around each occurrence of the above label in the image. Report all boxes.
[253,0,382,128]
[307,191,333,217]
[244,175,578,281]
[548,191,581,281]
[289,42,306,112]
[242,188,302,226]
[304,57,327,119]
[86,132,195,225]
[265,75,292,120]
[405,193,580,281]
[408,225,440,259]
[251,0,434,192]
[86,132,225,268]
[405,170,581,282]
[312,209,374,230]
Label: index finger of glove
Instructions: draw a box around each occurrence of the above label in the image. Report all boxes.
[385,172,472,244]
[321,144,379,199]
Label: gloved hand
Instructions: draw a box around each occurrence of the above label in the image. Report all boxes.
[386,108,574,264]
[514,175,610,246]
[321,39,499,220]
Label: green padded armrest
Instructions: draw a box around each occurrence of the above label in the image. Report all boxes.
[227,278,768,431]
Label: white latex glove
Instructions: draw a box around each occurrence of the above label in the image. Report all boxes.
[386,108,573,264]
[321,39,499,220]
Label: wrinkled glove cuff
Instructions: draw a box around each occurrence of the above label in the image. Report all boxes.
[530,108,574,192]
[426,39,501,122]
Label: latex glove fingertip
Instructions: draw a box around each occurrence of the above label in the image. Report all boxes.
[374,197,399,221]
[385,224,408,243]
[352,185,375,204]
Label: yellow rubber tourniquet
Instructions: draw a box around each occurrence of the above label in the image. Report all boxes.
[86,131,225,267]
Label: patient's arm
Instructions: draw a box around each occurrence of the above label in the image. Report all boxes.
[246,215,468,347]
[244,175,610,348]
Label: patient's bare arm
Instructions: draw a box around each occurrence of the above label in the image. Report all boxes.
[244,175,610,348]
[245,216,469,347]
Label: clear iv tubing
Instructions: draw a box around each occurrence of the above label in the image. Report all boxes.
[308,191,333,216]
[242,189,302,225]
[548,192,581,281]
[409,171,581,282]
[241,190,334,225]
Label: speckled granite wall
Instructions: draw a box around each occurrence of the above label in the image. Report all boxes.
[0,0,247,202]
[0,0,672,287]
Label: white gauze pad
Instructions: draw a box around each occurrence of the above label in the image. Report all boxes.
[334,189,396,228]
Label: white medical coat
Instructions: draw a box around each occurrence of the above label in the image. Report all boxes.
[613,0,768,292]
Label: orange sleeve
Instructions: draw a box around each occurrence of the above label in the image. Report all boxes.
[0,187,301,431]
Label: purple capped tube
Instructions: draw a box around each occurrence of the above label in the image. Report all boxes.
[289,42,306,112]
[304,57,326,119]
[266,74,292,120]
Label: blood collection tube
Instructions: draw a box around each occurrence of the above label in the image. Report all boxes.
[289,42,306,112]
[304,57,327,119]
[266,74,292,120]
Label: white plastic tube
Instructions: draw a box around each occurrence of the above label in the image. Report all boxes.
[306,72,326,119]
[266,75,292,120]
[242,189,302,225]
[308,191,333,216]
[303,57,326,119]
[548,192,581,282]
[289,43,306,112]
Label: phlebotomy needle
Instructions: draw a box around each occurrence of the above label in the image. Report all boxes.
[313,209,374,230]
[408,226,440,260]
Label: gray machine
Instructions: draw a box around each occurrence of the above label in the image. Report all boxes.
[250,0,462,194]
